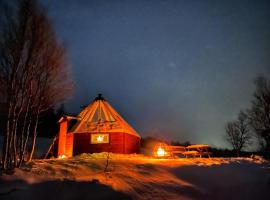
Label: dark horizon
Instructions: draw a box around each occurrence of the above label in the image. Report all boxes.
[43,0,270,148]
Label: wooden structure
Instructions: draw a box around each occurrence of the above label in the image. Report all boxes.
[183,144,211,158]
[153,143,211,158]
[57,94,141,157]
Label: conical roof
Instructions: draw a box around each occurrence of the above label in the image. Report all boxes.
[70,94,140,137]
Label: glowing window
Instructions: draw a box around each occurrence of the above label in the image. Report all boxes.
[91,134,109,144]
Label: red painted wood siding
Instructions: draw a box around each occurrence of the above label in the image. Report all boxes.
[58,120,68,156]
[124,133,140,154]
[65,133,74,157]
[73,132,140,156]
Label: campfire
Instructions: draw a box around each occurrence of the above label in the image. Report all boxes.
[153,143,211,158]
[154,143,169,157]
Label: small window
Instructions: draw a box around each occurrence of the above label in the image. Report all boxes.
[91,134,109,144]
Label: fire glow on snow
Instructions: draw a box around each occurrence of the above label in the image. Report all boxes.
[1,153,268,200]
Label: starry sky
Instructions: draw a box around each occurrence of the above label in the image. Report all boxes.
[43,0,270,148]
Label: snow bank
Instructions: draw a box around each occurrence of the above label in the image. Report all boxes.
[0,154,269,200]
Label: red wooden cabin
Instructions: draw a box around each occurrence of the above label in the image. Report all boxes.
[57,94,141,157]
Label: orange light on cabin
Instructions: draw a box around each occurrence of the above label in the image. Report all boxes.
[58,154,66,159]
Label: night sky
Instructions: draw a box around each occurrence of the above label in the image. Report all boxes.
[43,0,270,148]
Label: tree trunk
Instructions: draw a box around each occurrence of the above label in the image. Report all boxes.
[17,117,32,168]
[6,101,17,170]
[28,111,40,162]
[1,100,12,171]
[12,113,20,167]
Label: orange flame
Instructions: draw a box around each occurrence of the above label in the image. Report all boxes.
[154,143,169,157]
[157,146,166,157]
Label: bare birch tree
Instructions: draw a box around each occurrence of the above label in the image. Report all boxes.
[225,111,252,156]
[0,0,73,172]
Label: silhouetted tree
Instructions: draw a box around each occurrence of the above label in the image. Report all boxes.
[0,0,73,171]
[225,111,252,156]
[248,76,270,152]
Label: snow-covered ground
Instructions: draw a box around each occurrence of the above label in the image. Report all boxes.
[0,154,269,200]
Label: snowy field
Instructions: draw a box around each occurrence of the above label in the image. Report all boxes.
[0,153,269,200]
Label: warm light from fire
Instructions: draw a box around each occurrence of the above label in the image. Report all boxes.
[58,154,66,159]
[153,143,169,157]
[157,146,166,157]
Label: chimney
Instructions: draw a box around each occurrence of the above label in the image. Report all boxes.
[58,116,68,157]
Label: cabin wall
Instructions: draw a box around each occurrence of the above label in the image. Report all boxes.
[73,132,140,156]
[58,120,68,156]
[124,133,140,154]
[65,133,74,157]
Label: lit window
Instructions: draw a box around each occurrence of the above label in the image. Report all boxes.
[97,135,104,142]
[91,134,109,144]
